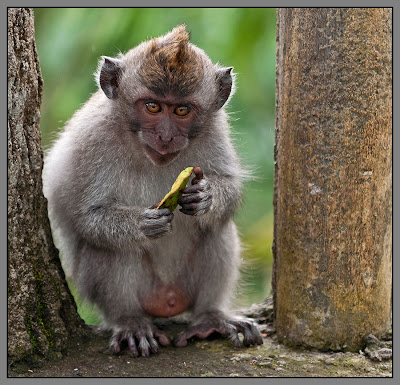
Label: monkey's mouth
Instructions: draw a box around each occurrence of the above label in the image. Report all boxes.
[144,145,180,165]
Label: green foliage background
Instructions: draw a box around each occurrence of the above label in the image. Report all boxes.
[34,8,276,322]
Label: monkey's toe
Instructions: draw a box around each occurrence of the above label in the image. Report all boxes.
[154,328,170,347]
[230,318,264,347]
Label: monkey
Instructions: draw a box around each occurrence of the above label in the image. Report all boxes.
[42,24,263,357]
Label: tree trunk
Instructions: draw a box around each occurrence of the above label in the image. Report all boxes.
[273,8,392,352]
[8,8,85,364]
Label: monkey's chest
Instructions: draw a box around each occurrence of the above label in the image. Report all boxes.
[139,213,197,317]
[149,211,197,269]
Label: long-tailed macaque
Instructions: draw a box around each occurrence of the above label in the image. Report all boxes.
[43,25,263,357]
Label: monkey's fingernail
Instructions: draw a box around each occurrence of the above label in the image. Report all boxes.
[193,166,203,179]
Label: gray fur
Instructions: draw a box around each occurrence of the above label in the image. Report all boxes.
[43,26,261,356]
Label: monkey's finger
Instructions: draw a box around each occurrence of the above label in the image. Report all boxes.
[180,204,211,216]
[242,326,257,347]
[232,319,263,346]
[178,193,202,204]
[141,219,171,231]
[184,178,211,194]
[181,184,203,194]
[146,334,159,354]
[110,332,125,354]
[153,213,174,224]
[153,329,170,346]
[137,333,151,357]
[179,203,201,212]
[142,214,174,229]
[191,166,204,184]
[165,213,175,222]
[179,208,198,216]
[213,323,242,347]
[142,218,172,229]
[229,330,242,348]
[127,334,139,358]
[180,195,211,212]
[247,322,263,345]
[174,331,194,347]
[156,208,171,216]
[143,208,173,219]
[110,332,122,354]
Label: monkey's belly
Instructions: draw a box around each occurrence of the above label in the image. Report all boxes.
[140,283,191,318]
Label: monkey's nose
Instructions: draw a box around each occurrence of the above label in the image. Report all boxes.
[159,135,173,144]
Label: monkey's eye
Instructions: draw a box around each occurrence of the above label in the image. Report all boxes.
[174,106,190,116]
[145,102,161,113]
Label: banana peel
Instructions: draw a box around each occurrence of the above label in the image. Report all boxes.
[157,167,194,212]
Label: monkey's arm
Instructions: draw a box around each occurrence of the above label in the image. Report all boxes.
[73,203,173,250]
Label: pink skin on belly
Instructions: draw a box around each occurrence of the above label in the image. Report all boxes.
[140,282,191,318]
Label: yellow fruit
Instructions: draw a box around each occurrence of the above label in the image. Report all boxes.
[157,167,194,211]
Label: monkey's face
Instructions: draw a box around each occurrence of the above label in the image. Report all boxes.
[134,95,198,166]
[96,25,234,167]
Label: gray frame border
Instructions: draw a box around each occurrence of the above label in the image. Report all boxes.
[2,1,397,385]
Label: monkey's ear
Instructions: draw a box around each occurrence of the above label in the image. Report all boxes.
[97,56,124,99]
[215,67,233,110]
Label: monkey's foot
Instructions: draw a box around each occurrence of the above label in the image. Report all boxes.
[110,324,170,357]
[174,312,263,348]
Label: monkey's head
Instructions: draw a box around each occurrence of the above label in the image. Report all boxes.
[96,25,234,166]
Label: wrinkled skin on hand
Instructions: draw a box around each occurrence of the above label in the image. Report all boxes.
[139,208,174,238]
[178,166,212,216]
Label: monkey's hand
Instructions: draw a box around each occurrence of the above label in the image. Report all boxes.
[174,311,263,348]
[178,166,212,216]
[139,208,174,238]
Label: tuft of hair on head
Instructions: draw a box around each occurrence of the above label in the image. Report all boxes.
[139,24,203,97]
[162,24,190,47]
[155,24,191,70]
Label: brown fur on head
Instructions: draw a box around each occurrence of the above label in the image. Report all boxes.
[138,25,204,97]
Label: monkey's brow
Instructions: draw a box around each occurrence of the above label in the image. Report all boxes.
[142,96,194,106]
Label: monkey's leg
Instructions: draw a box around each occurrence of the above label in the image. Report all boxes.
[174,224,263,348]
[76,245,170,357]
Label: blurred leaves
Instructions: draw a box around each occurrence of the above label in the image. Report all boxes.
[68,280,101,325]
[34,8,276,306]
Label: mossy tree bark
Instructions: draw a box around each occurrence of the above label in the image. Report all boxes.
[273,8,392,351]
[8,8,85,364]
